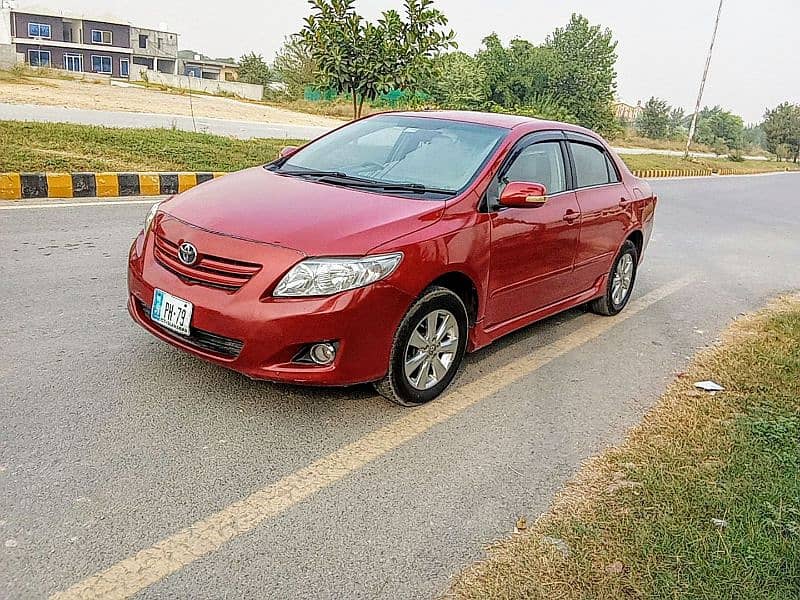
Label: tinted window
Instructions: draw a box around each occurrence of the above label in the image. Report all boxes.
[571,143,613,188]
[503,141,566,194]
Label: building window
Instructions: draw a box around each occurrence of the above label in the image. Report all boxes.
[64,53,83,72]
[91,29,113,45]
[28,49,51,67]
[138,34,148,49]
[120,58,129,77]
[28,22,52,39]
[185,66,202,78]
[91,55,112,74]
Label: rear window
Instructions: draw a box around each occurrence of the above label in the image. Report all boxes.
[570,142,614,188]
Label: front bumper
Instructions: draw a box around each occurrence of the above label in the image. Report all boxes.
[127,226,414,386]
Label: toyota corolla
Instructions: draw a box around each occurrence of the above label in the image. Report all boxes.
[128,111,657,406]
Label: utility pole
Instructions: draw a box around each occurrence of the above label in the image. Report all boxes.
[685,0,724,158]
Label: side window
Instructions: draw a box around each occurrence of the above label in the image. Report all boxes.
[606,154,621,183]
[570,142,614,188]
[502,141,566,194]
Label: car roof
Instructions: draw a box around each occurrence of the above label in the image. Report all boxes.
[386,110,597,136]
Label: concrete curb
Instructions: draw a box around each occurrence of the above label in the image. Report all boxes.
[0,172,226,200]
[1,168,796,200]
[631,167,795,178]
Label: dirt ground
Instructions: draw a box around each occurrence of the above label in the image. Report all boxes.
[0,76,344,127]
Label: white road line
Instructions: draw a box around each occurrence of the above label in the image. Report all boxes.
[0,199,161,210]
[51,275,693,600]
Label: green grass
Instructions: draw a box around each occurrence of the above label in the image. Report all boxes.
[622,153,799,173]
[451,295,800,600]
[0,121,301,172]
[1,120,797,175]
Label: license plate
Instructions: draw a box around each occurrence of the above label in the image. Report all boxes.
[151,289,193,336]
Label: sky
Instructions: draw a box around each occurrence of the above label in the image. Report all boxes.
[15,0,800,123]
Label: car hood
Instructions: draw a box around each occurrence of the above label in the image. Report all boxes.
[161,167,445,256]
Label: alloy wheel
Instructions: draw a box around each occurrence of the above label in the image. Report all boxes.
[403,309,460,390]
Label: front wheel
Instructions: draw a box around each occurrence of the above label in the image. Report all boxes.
[374,286,468,407]
[589,240,639,316]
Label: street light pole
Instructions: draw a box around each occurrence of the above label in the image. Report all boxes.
[685,0,724,158]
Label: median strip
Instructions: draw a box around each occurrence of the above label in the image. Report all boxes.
[0,172,226,200]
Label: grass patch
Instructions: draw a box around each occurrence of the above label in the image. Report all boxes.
[450,294,800,600]
[622,153,799,173]
[1,120,797,175]
[0,121,301,172]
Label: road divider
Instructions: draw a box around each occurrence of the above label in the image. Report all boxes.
[1,168,794,201]
[0,172,226,201]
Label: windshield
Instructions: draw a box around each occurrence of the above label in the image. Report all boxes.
[275,115,507,195]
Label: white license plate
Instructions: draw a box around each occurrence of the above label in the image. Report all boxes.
[151,289,193,336]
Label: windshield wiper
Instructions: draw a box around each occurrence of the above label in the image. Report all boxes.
[278,169,455,195]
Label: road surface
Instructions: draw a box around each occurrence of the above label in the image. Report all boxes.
[0,101,765,159]
[1,173,798,598]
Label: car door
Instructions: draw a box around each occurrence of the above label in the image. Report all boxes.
[486,134,583,327]
[566,134,630,290]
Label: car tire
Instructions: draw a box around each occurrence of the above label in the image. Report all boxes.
[374,286,468,407]
[589,240,639,316]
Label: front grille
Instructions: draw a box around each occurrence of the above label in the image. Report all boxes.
[153,232,261,291]
[138,301,244,358]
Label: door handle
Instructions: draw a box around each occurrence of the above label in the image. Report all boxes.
[562,210,580,223]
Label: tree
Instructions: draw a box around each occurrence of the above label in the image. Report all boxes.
[273,35,318,98]
[668,107,686,138]
[237,52,272,87]
[636,97,670,139]
[762,103,800,162]
[693,106,745,151]
[300,0,456,119]
[430,51,489,110]
[544,14,618,135]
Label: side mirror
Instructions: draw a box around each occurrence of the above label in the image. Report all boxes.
[498,182,548,208]
[279,145,299,159]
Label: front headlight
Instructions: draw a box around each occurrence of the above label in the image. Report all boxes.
[144,201,162,234]
[273,253,403,297]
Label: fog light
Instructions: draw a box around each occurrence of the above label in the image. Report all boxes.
[309,342,337,365]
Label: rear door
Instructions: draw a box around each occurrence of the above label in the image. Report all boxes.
[566,134,630,289]
[486,133,583,326]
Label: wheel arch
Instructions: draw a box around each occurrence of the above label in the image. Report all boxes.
[427,271,480,326]
[626,229,644,261]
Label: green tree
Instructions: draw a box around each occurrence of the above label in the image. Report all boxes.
[668,107,686,138]
[694,106,745,151]
[237,52,272,87]
[636,97,670,139]
[273,36,318,98]
[762,103,800,162]
[430,51,489,110]
[300,0,455,119]
[543,14,618,135]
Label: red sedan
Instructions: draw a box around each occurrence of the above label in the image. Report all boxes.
[128,111,656,406]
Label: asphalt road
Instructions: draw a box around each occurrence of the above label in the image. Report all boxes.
[0,101,765,159]
[1,173,799,599]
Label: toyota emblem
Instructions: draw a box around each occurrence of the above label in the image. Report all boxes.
[178,242,198,266]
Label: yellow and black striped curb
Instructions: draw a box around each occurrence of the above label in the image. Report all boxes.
[631,167,796,178]
[0,172,227,201]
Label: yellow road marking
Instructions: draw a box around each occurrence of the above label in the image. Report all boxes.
[51,276,693,600]
[177,173,197,193]
[139,174,161,196]
[0,173,22,200]
[95,173,120,197]
[45,173,74,198]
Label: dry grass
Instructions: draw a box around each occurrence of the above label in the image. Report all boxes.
[450,294,800,600]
